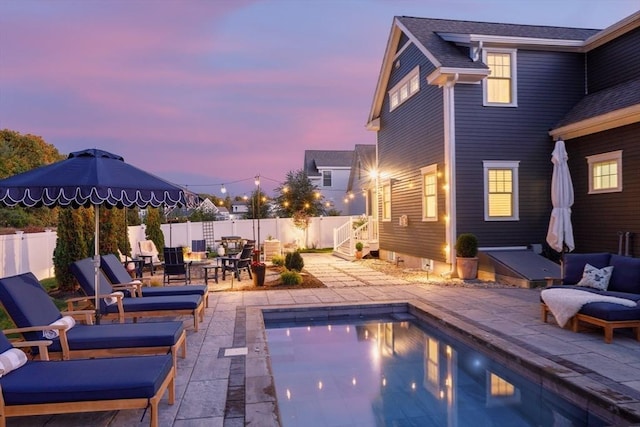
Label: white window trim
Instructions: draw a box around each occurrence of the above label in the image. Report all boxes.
[388,66,420,112]
[381,179,392,222]
[482,48,517,107]
[587,150,623,194]
[420,164,438,222]
[483,160,520,221]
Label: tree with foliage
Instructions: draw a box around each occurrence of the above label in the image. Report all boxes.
[245,189,270,219]
[53,208,90,291]
[144,208,164,259]
[273,169,325,218]
[0,129,64,228]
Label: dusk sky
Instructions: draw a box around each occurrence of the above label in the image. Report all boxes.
[1,0,638,196]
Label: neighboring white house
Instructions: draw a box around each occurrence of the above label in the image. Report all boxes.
[230,203,248,220]
[304,149,353,215]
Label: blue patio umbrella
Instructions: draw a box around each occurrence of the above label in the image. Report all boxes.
[0,148,199,322]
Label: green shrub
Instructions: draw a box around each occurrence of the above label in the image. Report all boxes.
[455,233,478,258]
[355,241,364,251]
[271,254,285,267]
[285,250,304,271]
[280,270,302,286]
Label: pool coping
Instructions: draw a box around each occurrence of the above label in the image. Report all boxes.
[236,300,640,426]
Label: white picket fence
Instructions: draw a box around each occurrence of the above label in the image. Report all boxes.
[0,216,350,280]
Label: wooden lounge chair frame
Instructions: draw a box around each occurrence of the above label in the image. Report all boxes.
[0,339,174,427]
[0,273,187,364]
[70,259,205,331]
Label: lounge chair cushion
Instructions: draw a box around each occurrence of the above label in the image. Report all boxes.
[608,255,640,294]
[545,285,640,322]
[102,295,202,315]
[49,321,184,353]
[562,253,611,285]
[0,354,173,405]
[575,264,613,291]
[0,348,28,377]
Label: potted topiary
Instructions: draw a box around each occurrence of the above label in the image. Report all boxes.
[455,233,478,279]
[355,241,364,260]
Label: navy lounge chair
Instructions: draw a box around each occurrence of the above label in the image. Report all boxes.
[101,254,209,307]
[0,272,186,365]
[70,258,204,331]
[0,332,174,427]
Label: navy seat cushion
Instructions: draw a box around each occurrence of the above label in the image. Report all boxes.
[104,294,201,315]
[0,354,172,405]
[562,253,611,285]
[49,321,184,352]
[608,255,640,294]
[141,285,207,298]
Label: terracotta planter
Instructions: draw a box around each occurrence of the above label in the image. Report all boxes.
[355,251,363,260]
[456,257,478,280]
[252,265,266,286]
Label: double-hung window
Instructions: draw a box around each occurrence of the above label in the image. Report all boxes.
[382,181,391,221]
[421,164,437,221]
[483,49,517,107]
[322,170,332,187]
[587,150,622,194]
[483,160,519,221]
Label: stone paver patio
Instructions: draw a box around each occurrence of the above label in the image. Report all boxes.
[9,253,640,426]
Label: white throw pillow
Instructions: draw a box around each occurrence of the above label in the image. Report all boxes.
[576,263,613,291]
[42,315,77,339]
[0,348,28,377]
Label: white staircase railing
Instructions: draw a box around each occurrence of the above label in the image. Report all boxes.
[333,216,378,257]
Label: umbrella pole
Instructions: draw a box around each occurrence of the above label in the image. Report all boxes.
[94,205,101,325]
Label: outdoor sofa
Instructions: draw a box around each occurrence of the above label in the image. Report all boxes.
[0,332,174,427]
[541,252,640,343]
[0,272,186,365]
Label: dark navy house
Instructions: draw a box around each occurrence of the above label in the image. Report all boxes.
[365,12,640,280]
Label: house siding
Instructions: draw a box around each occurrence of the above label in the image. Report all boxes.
[377,42,447,262]
[587,27,640,92]
[454,50,586,247]
[567,122,640,255]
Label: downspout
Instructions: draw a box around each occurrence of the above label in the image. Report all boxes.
[443,73,458,275]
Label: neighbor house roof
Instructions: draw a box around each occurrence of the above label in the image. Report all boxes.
[304,150,354,177]
[367,16,600,127]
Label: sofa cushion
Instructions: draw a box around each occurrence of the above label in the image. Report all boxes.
[608,255,640,294]
[562,253,611,285]
[576,264,613,291]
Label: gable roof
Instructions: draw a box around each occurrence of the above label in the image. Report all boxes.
[367,16,600,127]
[304,150,354,177]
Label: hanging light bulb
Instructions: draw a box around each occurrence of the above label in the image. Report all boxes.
[221,184,227,194]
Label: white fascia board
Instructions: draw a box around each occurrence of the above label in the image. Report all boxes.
[367,19,404,126]
[584,11,640,51]
[438,32,585,49]
[427,67,489,86]
[366,117,380,131]
[549,104,640,140]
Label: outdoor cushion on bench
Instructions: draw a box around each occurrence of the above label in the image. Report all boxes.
[541,252,640,343]
[0,333,174,427]
[101,254,209,307]
[0,272,186,364]
[70,258,204,331]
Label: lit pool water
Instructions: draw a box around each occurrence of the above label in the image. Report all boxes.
[266,315,606,427]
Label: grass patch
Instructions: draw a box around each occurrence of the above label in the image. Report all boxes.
[298,247,333,254]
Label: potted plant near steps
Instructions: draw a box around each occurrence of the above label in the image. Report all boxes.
[355,242,364,260]
[455,233,478,280]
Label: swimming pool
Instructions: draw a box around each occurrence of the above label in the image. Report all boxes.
[249,301,632,426]
[265,313,606,426]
